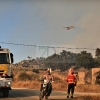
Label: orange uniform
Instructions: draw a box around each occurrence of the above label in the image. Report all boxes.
[66,74,77,84]
[66,72,77,98]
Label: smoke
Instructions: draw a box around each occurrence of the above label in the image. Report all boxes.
[70,9,100,56]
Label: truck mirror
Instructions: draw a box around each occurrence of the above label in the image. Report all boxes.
[10,53,14,63]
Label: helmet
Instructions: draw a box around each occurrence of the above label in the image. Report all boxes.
[46,69,50,75]
[71,70,74,74]
[69,68,74,75]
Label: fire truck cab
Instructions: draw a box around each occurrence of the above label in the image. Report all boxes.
[0,46,13,97]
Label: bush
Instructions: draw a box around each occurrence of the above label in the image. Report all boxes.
[18,72,39,81]
[54,77,62,82]
[18,72,32,81]
[32,69,39,73]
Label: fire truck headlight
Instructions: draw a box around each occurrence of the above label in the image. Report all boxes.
[7,82,11,85]
[5,81,11,85]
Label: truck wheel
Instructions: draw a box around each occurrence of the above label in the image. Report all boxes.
[2,89,9,97]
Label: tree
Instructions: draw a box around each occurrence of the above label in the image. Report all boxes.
[93,48,100,67]
[76,51,94,69]
[43,50,76,70]
[95,48,100,58]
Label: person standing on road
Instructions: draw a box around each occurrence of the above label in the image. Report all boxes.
[66,68,77,98]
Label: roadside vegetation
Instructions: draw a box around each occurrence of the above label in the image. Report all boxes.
[12,67,100,93]
[76,96,100,100]
[12,48,100,99]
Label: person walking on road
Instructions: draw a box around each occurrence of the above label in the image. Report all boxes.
[66,68,77,98]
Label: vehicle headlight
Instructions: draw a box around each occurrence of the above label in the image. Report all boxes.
[5,81,11,85]
[7,82,11,85]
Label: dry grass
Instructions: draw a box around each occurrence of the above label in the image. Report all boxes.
[12,67,100,93]
[76,96,100,100]
[12,80,41,89]
[75,84,100,93]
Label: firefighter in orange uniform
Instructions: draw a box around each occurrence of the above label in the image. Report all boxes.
[66,69,77,98]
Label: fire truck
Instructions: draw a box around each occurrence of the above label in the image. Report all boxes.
[0,46,13,97]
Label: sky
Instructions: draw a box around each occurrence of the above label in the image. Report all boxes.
[0,0,100,63]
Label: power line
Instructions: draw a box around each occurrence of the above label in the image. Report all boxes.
[0,42,96,50]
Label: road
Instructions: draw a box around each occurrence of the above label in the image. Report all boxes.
[0,88,100,100]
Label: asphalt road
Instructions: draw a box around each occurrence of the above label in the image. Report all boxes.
[0,88,100,100]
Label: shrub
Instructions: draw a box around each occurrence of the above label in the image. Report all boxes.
[54,77,62,82]
[18,72,32,81]
[32,69,39,73]
[18,71,39,81]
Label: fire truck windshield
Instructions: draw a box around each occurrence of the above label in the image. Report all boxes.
[0,53,10,64]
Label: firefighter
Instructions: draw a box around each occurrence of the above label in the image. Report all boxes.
[66,69,77,98]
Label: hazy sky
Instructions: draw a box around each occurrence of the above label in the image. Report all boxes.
[0,0,100,63]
